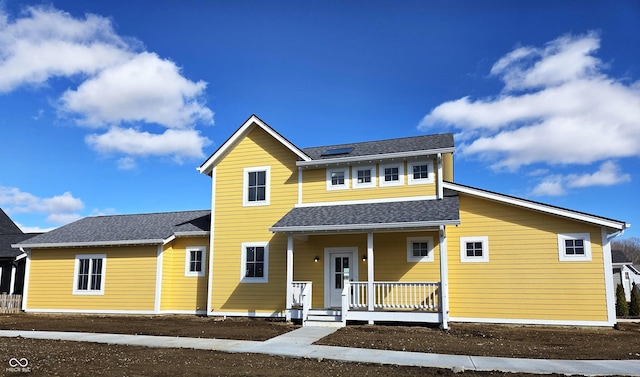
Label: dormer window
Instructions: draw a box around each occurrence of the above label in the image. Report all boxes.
[379,163,404,187]
[326,167,349,190]
[408,160,434,185]
[353,166,376,189]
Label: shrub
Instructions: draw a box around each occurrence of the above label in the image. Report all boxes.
[630,283,640,317]
[616,284,629,317]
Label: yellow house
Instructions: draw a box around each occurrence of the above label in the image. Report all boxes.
[15,114,629,328]
[197,115,629,328]
[15,211,210,314]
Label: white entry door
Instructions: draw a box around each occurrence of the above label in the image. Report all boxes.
[325,248,358,308]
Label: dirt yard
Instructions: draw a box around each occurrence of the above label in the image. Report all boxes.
[1,314,639,376]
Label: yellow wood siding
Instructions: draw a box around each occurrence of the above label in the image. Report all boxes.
[211,127,298,314]
[447,194,607,322]
[292,232,441,308]
[27,246,157,311]
[161,237,208,312]
[301,160,437,204]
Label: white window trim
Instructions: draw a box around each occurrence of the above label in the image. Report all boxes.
[406,236,434,262]
[379,162,405,187]
[352,165,376,189]
[241,242,269,283]
[185,246,206,277]
[326,167,350,191]
[558,233,592,262]
[73,254,106,295]
[408,159,435,185]
[243,166,270,207]
[460,236,489,263]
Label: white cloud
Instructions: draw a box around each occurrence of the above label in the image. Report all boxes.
[0,185,84,225]
[60,52,213,129]
[531,175,566,196]
[0,6,132,92]
[566,161,631,188]
[0,6,214,165]
[419,32,640,193]
[17,224,57,233]
[530,161,630,196]
[86,127,211,161]
[117,156,137,170]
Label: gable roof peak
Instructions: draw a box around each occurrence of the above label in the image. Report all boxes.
[0,208,23,235]
[198,115,310,175]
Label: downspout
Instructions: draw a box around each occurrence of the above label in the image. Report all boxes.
[439,225,449,330]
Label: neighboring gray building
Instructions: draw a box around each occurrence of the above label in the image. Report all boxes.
[0,209,39,295]
[612,249,640,302]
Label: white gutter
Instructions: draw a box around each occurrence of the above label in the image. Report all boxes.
[12,239,164,249]
[269,219,460,233]
[296,147,456,167]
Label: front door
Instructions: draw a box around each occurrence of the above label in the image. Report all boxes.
[325,247,358,308]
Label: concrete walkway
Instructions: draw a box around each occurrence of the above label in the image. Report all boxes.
[2,327,639,376]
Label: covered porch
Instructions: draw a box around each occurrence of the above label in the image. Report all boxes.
[269,197,460,328]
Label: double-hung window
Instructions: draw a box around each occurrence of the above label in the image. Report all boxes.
[185,246,206,277]
[243,166,270,206]
[558,233,591,261]
[379,163,404,187]
[326,167,349,190]
[460,236,489,262]
[408,160,434,185]
[73,254,106,295]
[352,166,376,188]
[241,242,269,283]
[406,237,434,262]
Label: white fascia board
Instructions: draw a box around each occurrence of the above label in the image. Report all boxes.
[269,220,460,234]
[198,115,311,175]
[13,239,164,249]
[444,181,628,231]
[173,231,210,238]
[296,147,456,168]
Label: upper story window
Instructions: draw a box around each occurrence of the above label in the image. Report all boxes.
[352,165,376,189]
[406,237,434,262]
[243,166,270,206]
[241,242,269,283]
[185,246,206,277]
[460,236,489,263]
[558,233,592,261]
[326,167,349,190]
[408,160,434,185]
[379,163,404,187]
[73,254,106,295]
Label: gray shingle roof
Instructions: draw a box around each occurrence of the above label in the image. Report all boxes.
[611,250,632,264]
[0,209,22,235]
[270,197,459,232]
[1,234,36,258]
[16,210,210,248]
[302,133,454,160]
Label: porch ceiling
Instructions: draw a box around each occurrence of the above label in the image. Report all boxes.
[270,197,460,234]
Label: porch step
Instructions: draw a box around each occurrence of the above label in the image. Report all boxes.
[304,309,344,327]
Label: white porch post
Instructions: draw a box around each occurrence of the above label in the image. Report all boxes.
[285,235,294,321]
[439,225,450,330]
[9,263,16,295]
[367,232,374,324]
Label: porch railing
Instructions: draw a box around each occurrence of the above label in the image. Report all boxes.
[349,282,440,311]
[291,281,312,323]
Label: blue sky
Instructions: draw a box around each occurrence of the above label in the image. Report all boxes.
[0,1,638,239]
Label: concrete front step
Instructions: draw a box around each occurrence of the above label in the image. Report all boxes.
[305,308,344,327]
[304,320,344,328]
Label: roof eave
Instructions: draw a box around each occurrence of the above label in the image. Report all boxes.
[444,181,630,231]
[13,239,165,249]
[269,219,460,234]
[297,147,455,167]
[198,115,311,175]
